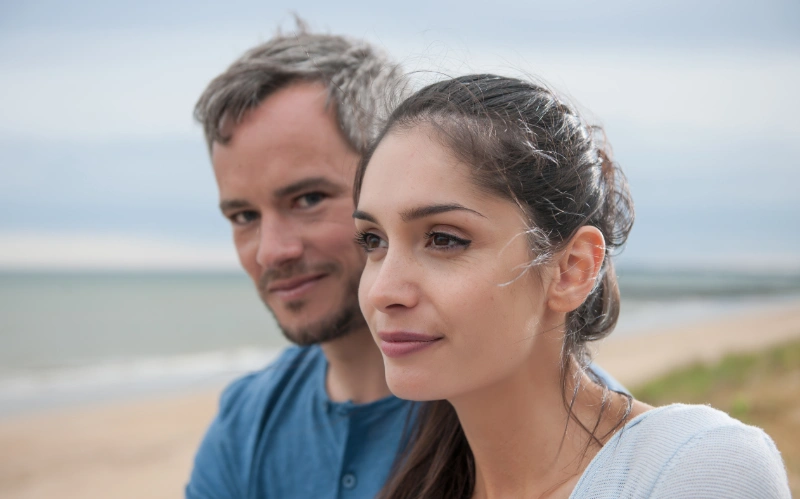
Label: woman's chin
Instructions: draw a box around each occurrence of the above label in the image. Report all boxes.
[385,366,451,401]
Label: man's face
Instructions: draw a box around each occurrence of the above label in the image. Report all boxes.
[211,82,366,345]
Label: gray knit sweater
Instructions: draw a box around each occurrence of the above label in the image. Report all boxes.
[570,404,791,498]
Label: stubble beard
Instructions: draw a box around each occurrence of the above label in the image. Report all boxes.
[258,262,366,346]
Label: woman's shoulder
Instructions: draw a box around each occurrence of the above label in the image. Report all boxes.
[632,402,764,438]
[571,404,791,498]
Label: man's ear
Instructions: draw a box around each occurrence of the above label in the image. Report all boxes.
[547,226,606,313]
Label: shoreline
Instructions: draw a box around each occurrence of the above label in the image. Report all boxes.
[2,299,800,498]
[594,298,800,387]
[0,348,283,419]
[4,293,796,418]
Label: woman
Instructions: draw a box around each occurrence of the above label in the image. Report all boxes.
[352,74,790,498]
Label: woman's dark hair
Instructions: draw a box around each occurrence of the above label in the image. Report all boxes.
[353,74,634,499]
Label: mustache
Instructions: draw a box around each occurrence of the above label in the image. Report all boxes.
[258,261,340,291]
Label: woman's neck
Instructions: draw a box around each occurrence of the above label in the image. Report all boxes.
[321,327,392,404]
[451,358,632,499]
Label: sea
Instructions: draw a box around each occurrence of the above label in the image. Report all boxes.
[1,269,799,417]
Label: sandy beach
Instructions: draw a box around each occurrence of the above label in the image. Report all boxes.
[594,299,800,386]
[2,299,799,499]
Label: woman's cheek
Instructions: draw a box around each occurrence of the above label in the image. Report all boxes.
[358,265,376,322]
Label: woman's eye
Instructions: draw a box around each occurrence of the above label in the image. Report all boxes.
[426,231,472,250]
[365,234,382,249]
[432,233,453,247]
[295,192,326,209]
[355,231,387,252]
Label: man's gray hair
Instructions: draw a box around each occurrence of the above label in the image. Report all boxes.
[194,20,408,154]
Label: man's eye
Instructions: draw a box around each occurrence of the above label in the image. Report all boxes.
[295,192,326,209]
[229,211,259,225]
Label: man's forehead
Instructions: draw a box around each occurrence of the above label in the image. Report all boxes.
[210,81,361,202]
[222,82,334,147]
[212,139,358,200]
[215,160,354,196]
[212,91,357,165]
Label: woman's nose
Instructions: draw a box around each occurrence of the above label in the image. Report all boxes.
[365,248,420,313]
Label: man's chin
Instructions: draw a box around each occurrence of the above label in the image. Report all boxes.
[273,301,366,347]
[261,268,364,347]
[284,299,307,313]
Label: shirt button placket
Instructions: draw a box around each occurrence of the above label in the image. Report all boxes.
[341,472,357,490]
[338,405,362,498]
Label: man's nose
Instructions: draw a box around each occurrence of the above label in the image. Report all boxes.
[365,248,419,312]
[255,216,304,269]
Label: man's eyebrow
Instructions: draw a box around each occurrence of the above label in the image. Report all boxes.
[273,177,343,199]
[400,203,486,222]
[219,199,250,213]
[353,203,486,224]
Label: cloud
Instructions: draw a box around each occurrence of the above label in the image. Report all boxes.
[1,28,798,144]
[3,0,798,49]
[0,30,258,141]
[0,232,239,271]
[1,4,798,269]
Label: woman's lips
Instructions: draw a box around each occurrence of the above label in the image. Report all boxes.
[267,274,327,301]
[377,331,443,358]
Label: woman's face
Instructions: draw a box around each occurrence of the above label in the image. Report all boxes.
[355,128,559,401]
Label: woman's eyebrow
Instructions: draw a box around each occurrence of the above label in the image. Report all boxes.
[353,203,486,224]
[353,210,377,223]
[399,203,486,222]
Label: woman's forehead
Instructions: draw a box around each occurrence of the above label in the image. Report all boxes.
[360,129,474,204]
[358,128,527,230]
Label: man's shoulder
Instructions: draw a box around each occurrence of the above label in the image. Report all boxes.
[216,345,325,423]
[186,346,329,497]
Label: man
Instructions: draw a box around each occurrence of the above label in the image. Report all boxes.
[187,26,414,499]
[187,23,625,499]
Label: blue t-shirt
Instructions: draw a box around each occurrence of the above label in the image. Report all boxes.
[186,346,414,499]
[186,345,627,499]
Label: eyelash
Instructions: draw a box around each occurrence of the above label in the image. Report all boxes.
[294,191,326,209]
[354,230,371,248]
[354,230,384,253]
[353,230,472,253]
[423,231,472,250]
[228,210,258,226]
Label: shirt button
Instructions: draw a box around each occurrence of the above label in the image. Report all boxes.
[341,472,357,489]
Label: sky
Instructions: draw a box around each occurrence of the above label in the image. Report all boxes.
[1,0,799,270]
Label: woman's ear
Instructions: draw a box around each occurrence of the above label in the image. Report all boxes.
[547,226,606,313]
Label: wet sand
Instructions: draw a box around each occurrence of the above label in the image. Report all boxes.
[1,299,799,499]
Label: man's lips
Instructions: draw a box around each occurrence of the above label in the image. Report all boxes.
[266,273,327,300]
[377,331,443,358]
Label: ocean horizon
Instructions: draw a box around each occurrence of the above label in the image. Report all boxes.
[1,268,799,416]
